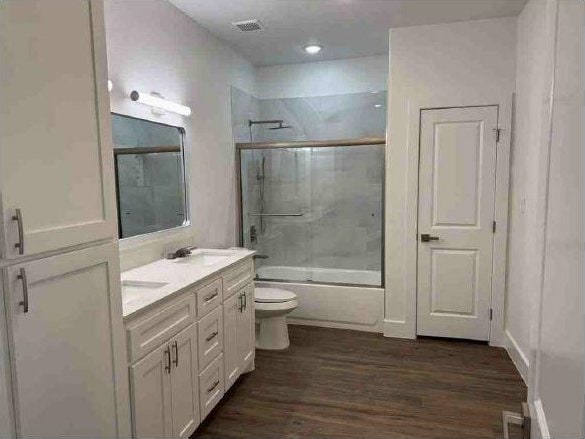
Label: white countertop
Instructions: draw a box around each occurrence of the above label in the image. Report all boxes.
[121,248,255,319]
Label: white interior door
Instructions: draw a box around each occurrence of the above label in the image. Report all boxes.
[0,0,116,259]
[417,106,498,340]
[3,244,130,437]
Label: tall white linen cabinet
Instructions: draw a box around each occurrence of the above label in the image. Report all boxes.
[0,1,131,437]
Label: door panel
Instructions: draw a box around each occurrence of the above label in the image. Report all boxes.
[417,106,497,340]
[4,244,130,437]
[223,293,240,391]
[170,324,200,438]
[0,0,116,258]
[237,284,254,367]
[130,344,172,439]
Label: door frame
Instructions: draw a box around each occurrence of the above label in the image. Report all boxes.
[402,97,512,347]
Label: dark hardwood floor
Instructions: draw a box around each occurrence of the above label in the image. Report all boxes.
[195,325,526,439]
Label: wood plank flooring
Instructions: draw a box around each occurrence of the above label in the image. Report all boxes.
[195,325,526,438]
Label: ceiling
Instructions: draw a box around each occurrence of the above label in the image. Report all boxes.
[169,0,527,66]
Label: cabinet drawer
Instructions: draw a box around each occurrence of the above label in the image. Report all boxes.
[127,294,196,363]
[195,278,222,318]
[197,306,223,370]
[198,353,224,420]
[223,261,254,299]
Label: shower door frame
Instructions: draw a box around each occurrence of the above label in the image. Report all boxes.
[235,137,386,289]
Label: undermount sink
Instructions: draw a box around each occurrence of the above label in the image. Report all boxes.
[121,280,168,297]
[173,251,235,267]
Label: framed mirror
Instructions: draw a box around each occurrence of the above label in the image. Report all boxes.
[111,113,188,239]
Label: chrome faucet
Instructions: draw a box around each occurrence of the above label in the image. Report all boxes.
[166,246,197,259]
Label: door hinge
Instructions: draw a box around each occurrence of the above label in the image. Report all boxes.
[492,221,497,233]
[494,127,502,143]
[489,308,493,320]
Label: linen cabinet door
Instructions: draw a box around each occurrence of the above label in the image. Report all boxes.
[4,244,130,438]
[130,343,173,439]
[237,284,255,369]
[223,292,240,391]
[169,324,200,438]
[0,0,117,259]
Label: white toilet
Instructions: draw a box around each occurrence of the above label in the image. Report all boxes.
[254,287,298,350]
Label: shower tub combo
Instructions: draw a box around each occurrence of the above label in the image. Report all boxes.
[237,137,385,333]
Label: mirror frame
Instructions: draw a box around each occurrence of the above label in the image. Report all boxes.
[111,112,190,240]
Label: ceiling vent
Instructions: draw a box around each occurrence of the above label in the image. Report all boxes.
[232,19,263,32]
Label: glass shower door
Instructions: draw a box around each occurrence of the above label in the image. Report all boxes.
[240,147,313,281]
[239,142,384,287]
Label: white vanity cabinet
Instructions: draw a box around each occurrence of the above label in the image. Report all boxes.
[0,0,117,259]
[3,244,130,438]
[224,283,255,391]
[130,324,200,438]
[124,258,255,438]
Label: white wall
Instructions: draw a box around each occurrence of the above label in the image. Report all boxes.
[385,17,517,339]
[524,0,584,437]
[505,0,551,383]
[104,0,256,270]
[256,55,388,99]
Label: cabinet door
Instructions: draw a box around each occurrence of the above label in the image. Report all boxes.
[237,284,255,368]
[223,293,240,391]
[169,324,200,438]
[3,244,131,438]
[0,0,116,259]
[130,343,172,439]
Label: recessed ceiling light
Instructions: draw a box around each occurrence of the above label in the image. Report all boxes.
[304,45,323,54]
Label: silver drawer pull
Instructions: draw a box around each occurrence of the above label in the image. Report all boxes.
[203,291,218,302]
[207,380,220,393]
[206,331,218,342]
[12,209,24,255]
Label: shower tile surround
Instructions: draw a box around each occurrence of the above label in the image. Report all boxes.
[233,87,385,285]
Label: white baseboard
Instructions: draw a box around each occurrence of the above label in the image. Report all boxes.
[504,330,529,384]
[383,319,416,339]
[530,399,551,439]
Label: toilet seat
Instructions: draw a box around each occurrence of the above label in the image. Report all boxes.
[255,287,297,303]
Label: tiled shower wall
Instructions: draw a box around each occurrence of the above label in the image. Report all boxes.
[233,87,385,280]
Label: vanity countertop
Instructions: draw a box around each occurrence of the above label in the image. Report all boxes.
[121,248,255,319]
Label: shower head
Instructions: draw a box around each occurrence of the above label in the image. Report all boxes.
[269,121,293,130]
[248,119,292,130]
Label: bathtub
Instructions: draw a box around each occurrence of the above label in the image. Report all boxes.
[255,265,384,333]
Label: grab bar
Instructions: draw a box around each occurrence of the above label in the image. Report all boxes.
[250,213,304,217]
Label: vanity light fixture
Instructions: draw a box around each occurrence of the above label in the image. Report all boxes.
[304,44,323,54]
[130,90,192,117]
[107,80,113,92]
[374,104,383,108]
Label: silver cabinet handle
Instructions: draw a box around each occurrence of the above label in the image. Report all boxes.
[12,209,24,255]
[206,331,218,342]
[17,268,28,313]
[242,291,247,311]
[172,340,178,367]
[207,380,220,393]
[203,291,218,302]
[164,346,171,374]
[238,292,243,312]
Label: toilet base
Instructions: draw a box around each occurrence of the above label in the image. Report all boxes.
[256,315,290,350]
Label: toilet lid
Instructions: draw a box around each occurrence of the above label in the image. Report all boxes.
[254,287,297,303]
